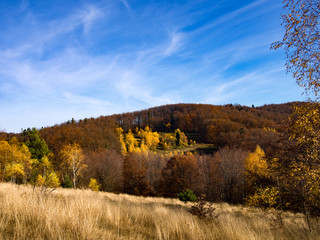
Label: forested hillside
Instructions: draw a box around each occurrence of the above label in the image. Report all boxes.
[0,102,296,155]
[2,101,319,217]
[111,102,297,150]
[0,102,296,158]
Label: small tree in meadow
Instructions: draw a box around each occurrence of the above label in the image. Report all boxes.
[88,178,101,191]
[178,189,197,202]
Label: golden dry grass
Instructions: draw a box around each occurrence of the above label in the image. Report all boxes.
[0,183,319,240]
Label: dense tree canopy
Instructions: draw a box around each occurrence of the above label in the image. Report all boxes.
[160,155,199,197]
[264,0,320,219]
[22,128,50,160]
[0,138,32,183]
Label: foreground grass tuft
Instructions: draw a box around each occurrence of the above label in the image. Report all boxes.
[0,183,319,239]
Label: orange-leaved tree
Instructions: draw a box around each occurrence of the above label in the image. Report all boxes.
[160,154,199,198]
[123,153,150,196]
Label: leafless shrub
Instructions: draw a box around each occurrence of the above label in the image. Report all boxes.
[189,195,220,220]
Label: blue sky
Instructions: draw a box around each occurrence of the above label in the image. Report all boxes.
[0,0,306,133]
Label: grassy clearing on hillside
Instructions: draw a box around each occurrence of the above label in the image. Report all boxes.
[0,183,319,240]
[155,143,217,155]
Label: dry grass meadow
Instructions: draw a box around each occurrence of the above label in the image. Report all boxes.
[0,183,319,240]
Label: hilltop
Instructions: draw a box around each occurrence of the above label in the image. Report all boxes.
[1,102,297,154]
[1,102,298,152]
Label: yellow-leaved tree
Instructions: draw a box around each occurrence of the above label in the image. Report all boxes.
[34,154,60,188]
[245,145,268,178]
[36,172,60,189]
[88,178,101,191]
[0,141,11,182]
[175,129,188,147]
[245,145,277,208]
[137,126,160,150]
[60,143,86,188]
[116,127,127,155]
[0,138,32,184]
[272,0,320,218]
[125,129,138,153]
[288,102,320,216]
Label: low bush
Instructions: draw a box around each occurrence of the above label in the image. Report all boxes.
[178,189,197,202]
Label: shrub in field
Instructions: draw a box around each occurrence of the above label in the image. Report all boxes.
[88,178,101,191]
[178,189,197,202]
[246,187,280,209]
[189,197,219,220]
[35,172,60,188]
[61,175,73,188]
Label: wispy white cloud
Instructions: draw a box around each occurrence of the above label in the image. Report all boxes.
[119,0,130,11]
[80,5,104,35]
[18,0,29,13]
[112,69,175,106]
[0,0,305,132]
[163,32,184,56]
[215,72,258,94]
[62,92,111,108]
[51,5,104,36]
[0,4,104,61]
[0,38,179,120]
[194,0,268,33]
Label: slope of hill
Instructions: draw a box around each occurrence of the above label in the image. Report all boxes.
[34,102,298,156]
[0,102,297,155]
[1,183,318,240]
[0,102,303,202]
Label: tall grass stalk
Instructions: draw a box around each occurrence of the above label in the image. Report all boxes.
[0,183,319,239]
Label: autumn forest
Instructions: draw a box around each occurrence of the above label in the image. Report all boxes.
[1,101,319,219]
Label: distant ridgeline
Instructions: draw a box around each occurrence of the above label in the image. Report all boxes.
[110,102,298,151]
[0,102,298,156]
